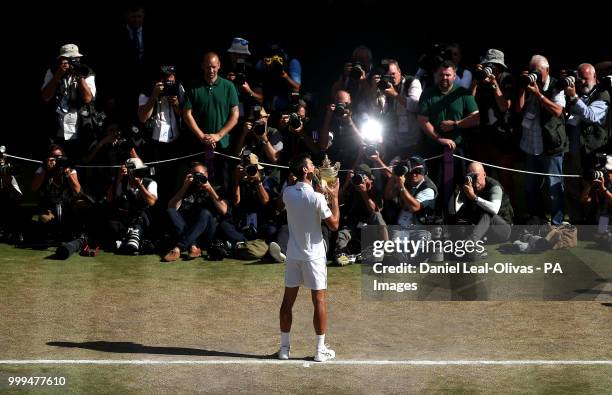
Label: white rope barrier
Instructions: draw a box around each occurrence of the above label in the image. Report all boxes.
[4,150,582,178]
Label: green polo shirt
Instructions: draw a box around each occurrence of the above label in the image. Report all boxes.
[418,84,478,145]
[183,76,239,149]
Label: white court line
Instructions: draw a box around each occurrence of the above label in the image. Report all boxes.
[1,360,611,365]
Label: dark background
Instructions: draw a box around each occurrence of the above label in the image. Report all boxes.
[3,0,610,157]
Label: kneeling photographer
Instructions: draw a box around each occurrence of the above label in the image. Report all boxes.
[384,156,437,227]
[31,144,89,241]
[231,151,279,243]
[106,157,157,255]
[163,162,229,262]
[448,162,513,258]
[334,163,386,266]
[580,154,612,244]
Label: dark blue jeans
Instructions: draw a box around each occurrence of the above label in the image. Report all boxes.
[525,153,565,225]
[167,207,217,250]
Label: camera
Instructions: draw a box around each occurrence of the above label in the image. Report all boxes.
[521,70,541,87]
[240,150,258,177]
[265,55,284,75]
[465,172,478,184]
[334,102,350,118]
[393,161,411,177]
[557,70,577,90]
[192,172,208,186]
[54,155,72,169]
[350,62,365,80]
[161,80,179,97]
[56,234,88,260]
[68,58,89,77]
[363,144,378,157]
[288,113,302,129]
[475,63,497,82]
[417,43,448,73]
[377,74,394,91]
[126,161,155,178]
[253,120,267,136]
[584,153,608,181]
[116,126,145,158]
[351,171,368,186]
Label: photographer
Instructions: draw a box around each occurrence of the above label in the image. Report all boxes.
[256,43,301,113]
[564,63,610,223]
[0,147,24,242]
[231,152,278,241]
[319,90,363,169]
[106,157,157,254]
[225,37,264,115]
[31,145,85,239]
[580,155,612,237]
[449,162,513,256]
[138,64,185,204]
[233,106,283,166]
[516,55,567,225]
[163,162,228,262]
[41,44,96,156]
[384,156,437,226]
[375,59,423,159]
[565,63,610,171]
[278,100,320,167]
[334,163,386,266]
[330,51,374,119]
[470,49,516,204]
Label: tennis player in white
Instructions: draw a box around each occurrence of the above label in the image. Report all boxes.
[278,154,340,362]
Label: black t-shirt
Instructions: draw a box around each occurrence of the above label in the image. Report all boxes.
[343,185,383,225]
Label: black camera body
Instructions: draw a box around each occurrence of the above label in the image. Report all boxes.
[126,161,155,178]
[393,161,411,177]
[521,70,542,87]
[363,144,378,157]
[54,155,72,169]
[116,126,145,158]
[350,62,365,80]
[351,171,367,186]
[68,58,89,77]
[334,102,350,118]
[192,172,208,186]
[253,121,267,136]
[475,63,498,82]
[288,113,302,129]
[161,80,179,97]
[377,74,394,91]
[584,153,609,181]
[465,172,478,184]
[557,70,577,90]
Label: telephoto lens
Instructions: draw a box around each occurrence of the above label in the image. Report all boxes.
[245,164,258,177]
[351,173,365,186]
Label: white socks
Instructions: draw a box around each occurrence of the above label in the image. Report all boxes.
[316,334,325,351]
[281,332,290,347]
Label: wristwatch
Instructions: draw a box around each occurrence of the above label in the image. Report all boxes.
[398,187,406,193]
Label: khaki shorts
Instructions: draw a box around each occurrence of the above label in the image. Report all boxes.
[284,257,327,290]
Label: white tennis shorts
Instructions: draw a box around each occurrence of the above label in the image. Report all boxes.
[285,257,327,290]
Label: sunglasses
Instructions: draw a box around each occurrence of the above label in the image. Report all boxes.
[233,38,249,46]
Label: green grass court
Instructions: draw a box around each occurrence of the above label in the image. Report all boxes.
[1,242,610,393]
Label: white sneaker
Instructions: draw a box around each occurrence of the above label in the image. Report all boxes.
[314,345,335,362]
[269,242,286,263]
[277,345,290,360]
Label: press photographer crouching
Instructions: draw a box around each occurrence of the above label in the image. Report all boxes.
[106,157,157,255]
[580,154,612,247]
[231,151,278,243]
[334,163,386,266]
[0,146,25,243]
[448,162,513,259]
[163,162,228,262]
[384,156,437,227]
[31,145,87,241]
